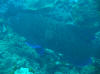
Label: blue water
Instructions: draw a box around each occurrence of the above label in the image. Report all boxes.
[0,0,100,71]
[68,57,92,67]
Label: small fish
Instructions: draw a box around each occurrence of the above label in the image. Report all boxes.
[25,42,45,56]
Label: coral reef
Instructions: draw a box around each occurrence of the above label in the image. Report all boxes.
[14,67,33,74]
[0,22,100,74]
[0,0,100,74]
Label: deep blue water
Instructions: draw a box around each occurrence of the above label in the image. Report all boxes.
[0,0,100,67]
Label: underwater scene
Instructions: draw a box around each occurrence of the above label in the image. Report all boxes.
[0,0,100,74]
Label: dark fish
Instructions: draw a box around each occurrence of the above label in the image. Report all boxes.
[25,42,45,56]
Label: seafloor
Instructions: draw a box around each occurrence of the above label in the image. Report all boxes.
[0,25,100,74]
[0,0,100,74]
